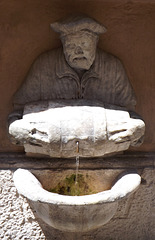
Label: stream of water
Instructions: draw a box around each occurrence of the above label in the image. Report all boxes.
[75,141,80,185]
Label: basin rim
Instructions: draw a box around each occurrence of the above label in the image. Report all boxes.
[13,168,141,206]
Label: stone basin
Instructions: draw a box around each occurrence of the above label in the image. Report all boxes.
[13,168,141,232]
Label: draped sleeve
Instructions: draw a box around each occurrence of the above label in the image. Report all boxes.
[114,59,136,110]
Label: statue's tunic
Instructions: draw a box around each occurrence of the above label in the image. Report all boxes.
[14,48,136,109]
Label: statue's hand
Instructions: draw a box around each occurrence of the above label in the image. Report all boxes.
[131,135,145,147]
[8,110,23,125]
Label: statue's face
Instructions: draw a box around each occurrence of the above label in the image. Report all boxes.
[62,32,98,70]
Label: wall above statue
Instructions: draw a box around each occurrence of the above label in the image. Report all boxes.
[0,0,154,152]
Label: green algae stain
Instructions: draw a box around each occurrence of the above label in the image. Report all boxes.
[49,174,96,196]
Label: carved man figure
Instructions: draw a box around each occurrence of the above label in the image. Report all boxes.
[9,16,145,156]
[13,15,136,112]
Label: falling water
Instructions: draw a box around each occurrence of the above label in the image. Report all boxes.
[75,141,80,185]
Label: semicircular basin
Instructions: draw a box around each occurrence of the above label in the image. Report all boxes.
[13,168,141,232]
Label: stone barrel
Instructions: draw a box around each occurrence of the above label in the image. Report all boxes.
[9,100,145,158]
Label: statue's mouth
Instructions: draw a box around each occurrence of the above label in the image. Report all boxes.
[73,57,87,61]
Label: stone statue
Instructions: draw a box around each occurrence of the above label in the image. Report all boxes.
[12,15,136,113]
[8,15,145,157]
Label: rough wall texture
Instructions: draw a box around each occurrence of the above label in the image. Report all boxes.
[0,0,154,152]
[0,167,155,240]
[0,170,46,240]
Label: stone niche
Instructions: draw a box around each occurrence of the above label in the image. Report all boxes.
[0,0,154,153]
[0,1,155,240]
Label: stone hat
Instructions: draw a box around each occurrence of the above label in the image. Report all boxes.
[51,15,107,37]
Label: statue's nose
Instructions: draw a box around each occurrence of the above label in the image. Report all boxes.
[75,46,83,54]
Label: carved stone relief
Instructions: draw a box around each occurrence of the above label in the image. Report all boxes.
[8,15,145,157]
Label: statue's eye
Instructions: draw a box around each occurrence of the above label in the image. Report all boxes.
[81,42,89,48]
[67,44,75,49]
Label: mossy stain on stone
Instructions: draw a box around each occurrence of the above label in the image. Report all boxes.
[49,174,96,196]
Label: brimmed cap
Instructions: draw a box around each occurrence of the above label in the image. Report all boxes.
[51,15,107,37]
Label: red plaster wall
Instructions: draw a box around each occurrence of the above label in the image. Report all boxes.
[0,0,155,152]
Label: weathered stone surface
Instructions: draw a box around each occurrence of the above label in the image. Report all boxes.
[13,168,141,232]
[12,15,136,112]
[8,15,145,157]
[9,100,145,158]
